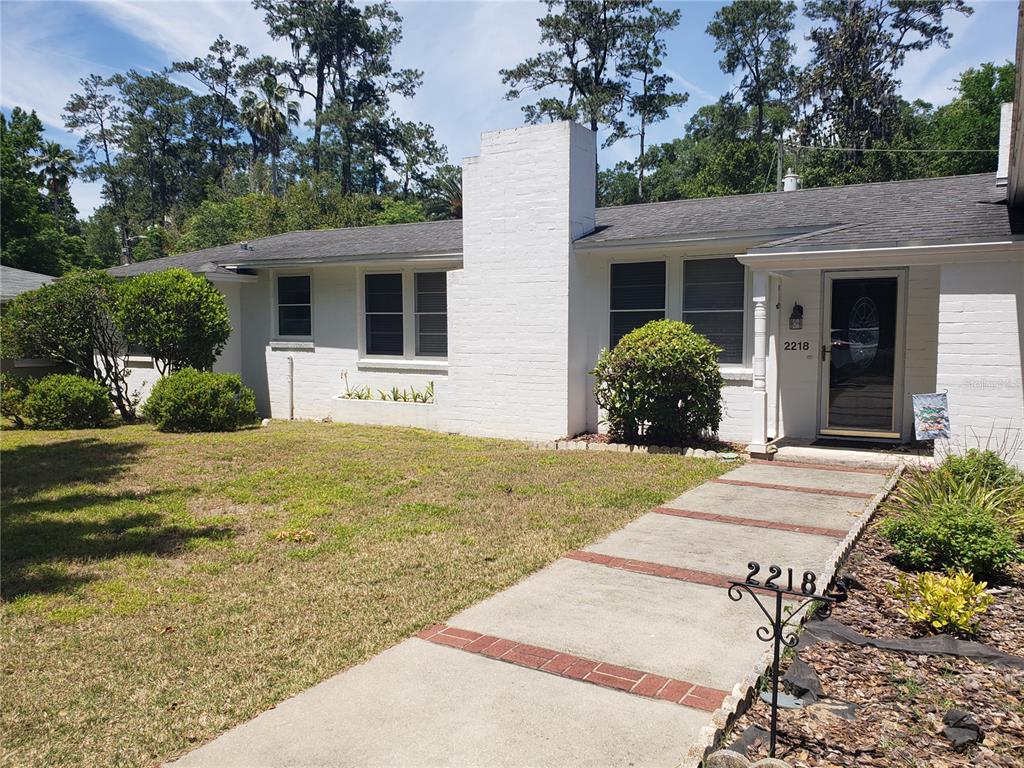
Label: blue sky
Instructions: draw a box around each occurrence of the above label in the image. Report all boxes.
[1,0,1018,217]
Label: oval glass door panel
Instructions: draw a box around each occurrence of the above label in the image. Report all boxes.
[827,277,898,432]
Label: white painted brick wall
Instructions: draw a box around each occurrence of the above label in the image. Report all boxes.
[937,260,1024,464]
[444,122,596,440]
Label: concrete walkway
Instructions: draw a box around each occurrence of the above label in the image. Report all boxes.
[170,460,890,768]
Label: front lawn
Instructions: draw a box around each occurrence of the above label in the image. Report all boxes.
[1,422,725,768]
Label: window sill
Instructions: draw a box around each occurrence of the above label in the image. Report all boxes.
[126,356,155,368]
[720,366,753,381]
[270,340,315,351]
[356,358,448,374]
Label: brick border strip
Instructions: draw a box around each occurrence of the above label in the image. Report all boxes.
[417,623,727,712]
[652,506,848,539]
[711,477,874,499]
[748,458,891,476]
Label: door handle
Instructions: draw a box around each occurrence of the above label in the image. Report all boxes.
[821,345,831,362]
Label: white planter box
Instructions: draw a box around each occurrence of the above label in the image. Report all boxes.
[330,397,438,431]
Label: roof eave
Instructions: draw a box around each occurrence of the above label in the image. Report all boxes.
[738,239,1024,271]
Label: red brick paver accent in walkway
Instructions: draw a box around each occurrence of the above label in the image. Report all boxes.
[748,459,891,476]
[416,623,728,712]
[564,550,734,589]
[652,506,848,539]
[711,478,875,499]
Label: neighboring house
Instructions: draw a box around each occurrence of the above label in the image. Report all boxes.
[0,265,65,377]
[111,113,1024,462]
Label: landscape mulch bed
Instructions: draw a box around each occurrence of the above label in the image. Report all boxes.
[728,513,1024,767]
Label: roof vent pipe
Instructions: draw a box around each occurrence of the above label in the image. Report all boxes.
[240,241,249,251]
[782,169,800,192]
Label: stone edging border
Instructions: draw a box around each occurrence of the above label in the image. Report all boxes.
[680,462,907,768]
[530,439,734,460]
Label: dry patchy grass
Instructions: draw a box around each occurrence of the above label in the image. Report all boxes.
[0,421,725,768]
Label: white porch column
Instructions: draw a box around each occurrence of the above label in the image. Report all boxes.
[749,270,771,456]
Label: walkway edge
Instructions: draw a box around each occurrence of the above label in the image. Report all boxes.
[681,462,906,768]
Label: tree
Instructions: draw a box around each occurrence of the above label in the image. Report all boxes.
[798,0,973,154]
[928,61,1015,176]
[610,6,687,200]
[707,0,796,141]
[0,108,86,275]
[34,142,78,221]
[393,121,447,199]
[240,76,300,195]
[0,271,136,419]
[502,0,656,136]
[424,164,462,220]
[63,74,133,263]
[114,269,232,374]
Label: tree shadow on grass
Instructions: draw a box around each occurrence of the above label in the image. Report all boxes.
[1,437,146,499]
[1,489,235,600]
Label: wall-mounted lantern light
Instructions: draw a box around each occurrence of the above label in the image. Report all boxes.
[789,303,804,330]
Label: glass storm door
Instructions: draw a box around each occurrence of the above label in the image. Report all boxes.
[820,271,905,439]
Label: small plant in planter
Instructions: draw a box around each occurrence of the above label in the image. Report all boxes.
[889,570,995,635]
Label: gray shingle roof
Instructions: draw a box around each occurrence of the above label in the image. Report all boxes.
[1,265,53,301]
[109,173,1015,277]
[108,219,464,277]
[581,173,1013,252]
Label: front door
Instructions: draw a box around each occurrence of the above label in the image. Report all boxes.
[820,270,905,439]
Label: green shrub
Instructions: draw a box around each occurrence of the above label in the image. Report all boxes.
[1,373,29,428]
[942,449,1023,490]
[592,320,724,444]
[879,499,1021,576]
[144,368,257,432]
[23,374,112,429]
[889,570,994,635]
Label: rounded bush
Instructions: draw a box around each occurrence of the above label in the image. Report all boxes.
[880,499,1021,577]
[593,319,724,444]
[23,374,112,429]
[1,373,29,428]
[144,368,257,432]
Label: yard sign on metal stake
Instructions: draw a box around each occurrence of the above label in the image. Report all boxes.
[727,563,846,757]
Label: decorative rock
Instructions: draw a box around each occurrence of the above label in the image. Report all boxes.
[706,450,719,459]
[260,418,271,427]
[684,447,695,457]
[705,750,793,768]
[693,448,707,458]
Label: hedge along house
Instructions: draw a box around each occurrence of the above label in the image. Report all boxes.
[110,113,1024,460]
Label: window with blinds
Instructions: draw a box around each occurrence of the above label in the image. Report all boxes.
[609,261,666,347]
[415,272,447,357]
[277,275,312,337]
[365,273,403,355]
[682,258,745,364]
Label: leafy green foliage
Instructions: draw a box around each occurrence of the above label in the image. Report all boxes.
[592,319,724,444]
[880,499,1021,576]
[144,368,257,432]
[23,374,113,429]
[114,269,232,374]
[942,449,1024,490]
[0,108,88,275]
[889,570,994,634]
[1,373,29,428]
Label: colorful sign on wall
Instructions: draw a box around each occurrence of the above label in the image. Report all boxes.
[912,392,950,440]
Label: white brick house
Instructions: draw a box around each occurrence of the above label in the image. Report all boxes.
[112,115,1024,462]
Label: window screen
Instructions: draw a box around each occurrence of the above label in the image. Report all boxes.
[365,273,403,355]
[277,275,311,337]
[415,272,447,357]
[609,261,666,347]
[683,258,745,363]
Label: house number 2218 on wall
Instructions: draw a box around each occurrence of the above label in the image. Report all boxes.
[783,341,810,351]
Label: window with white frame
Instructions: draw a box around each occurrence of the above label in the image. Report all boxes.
[682,257,745,364]
[365,273,404,355]
[609,261,666,347]
[363,271,448,358]
[415,272,447,356]
[277,275,311,337]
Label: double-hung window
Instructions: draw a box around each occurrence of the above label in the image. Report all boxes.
[277,275,311,337]
[364,271,448,358]
[609,261,666,347]
[415,272,448,357]
[365,273,404,355]
[682,258,745,364]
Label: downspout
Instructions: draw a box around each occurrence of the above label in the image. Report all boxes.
[288,355,295,420]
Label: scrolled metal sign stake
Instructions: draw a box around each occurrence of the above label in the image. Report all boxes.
[728,563,847,757]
